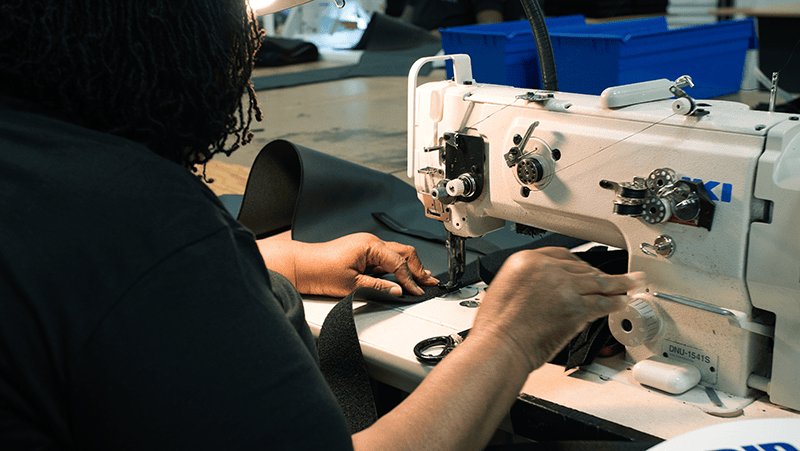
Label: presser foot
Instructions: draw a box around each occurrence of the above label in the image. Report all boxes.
[445,231,467,288]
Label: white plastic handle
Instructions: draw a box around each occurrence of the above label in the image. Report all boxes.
[407,54,474,179]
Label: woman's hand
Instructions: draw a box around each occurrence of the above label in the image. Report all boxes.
[258,233,439,297]
[470,246,646,373]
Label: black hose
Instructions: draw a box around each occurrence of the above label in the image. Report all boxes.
[519,0,558,91]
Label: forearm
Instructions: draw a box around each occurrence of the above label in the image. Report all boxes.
[352,330,531,451]
[256,237,300,287]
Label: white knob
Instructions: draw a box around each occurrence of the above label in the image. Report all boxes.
[609,297,660,347]
[430,186,449,200]
[446,178,466,197]
[672,97,694,115]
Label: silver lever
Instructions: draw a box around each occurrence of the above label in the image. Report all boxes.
[640,235,675,258]
[504,121,539,167]
[518,121,540,153]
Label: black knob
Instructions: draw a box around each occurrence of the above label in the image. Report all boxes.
[517,158,544,185]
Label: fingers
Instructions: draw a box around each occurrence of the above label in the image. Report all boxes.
[561,271,645,326]
[471,246,647,373]
[365,242,425,295]
[355,274,405,297]
[519,247,599,275]
[572,271,646,296]
[534,246,579,258]
[367,241,439,295]
[383,241,440,285]
[581,293,631,318]
[553,258,601,275]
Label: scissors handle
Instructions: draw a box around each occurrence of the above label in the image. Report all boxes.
[413,329,470,364]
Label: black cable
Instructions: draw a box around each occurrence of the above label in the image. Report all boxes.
[518,0,558,91]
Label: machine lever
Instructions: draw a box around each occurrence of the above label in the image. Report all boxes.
[640,235,675,258]
[518,121,539,153]
[505,121,540,167]
[674,75,694,89]
[669,76,697,116]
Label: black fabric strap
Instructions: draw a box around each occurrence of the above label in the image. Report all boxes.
[317,290,378,433]
[316,266,480,432]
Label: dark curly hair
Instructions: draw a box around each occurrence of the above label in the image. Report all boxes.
[0,0,263,169]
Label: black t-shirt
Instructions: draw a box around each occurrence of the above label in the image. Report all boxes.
[0,99,353,450]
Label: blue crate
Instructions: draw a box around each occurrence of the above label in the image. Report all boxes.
[441,16,757,98]
[441,15,587,90]
[550,17,757,97]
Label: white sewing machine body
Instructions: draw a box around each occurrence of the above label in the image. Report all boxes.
[408,55,800,412]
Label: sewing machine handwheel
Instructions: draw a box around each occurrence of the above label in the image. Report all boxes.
[609,298,660,347]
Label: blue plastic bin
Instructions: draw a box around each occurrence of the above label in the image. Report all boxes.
[441,16,757,98]
[441,15,587,90]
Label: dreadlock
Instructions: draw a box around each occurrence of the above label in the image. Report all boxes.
[0,0,263,169]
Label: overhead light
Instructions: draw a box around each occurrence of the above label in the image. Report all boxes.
[250,0,314,16]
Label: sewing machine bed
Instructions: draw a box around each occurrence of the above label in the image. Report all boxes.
[301,286,798,442]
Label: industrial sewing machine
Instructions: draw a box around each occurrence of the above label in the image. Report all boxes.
[407,54,800,413]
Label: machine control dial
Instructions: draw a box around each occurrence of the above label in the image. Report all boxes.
[430,185,451,202]
[609,297,660,347]
[673,196,701,221]
[507,131,555,190]
[517,157,544,185]
[446,174,477,198]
